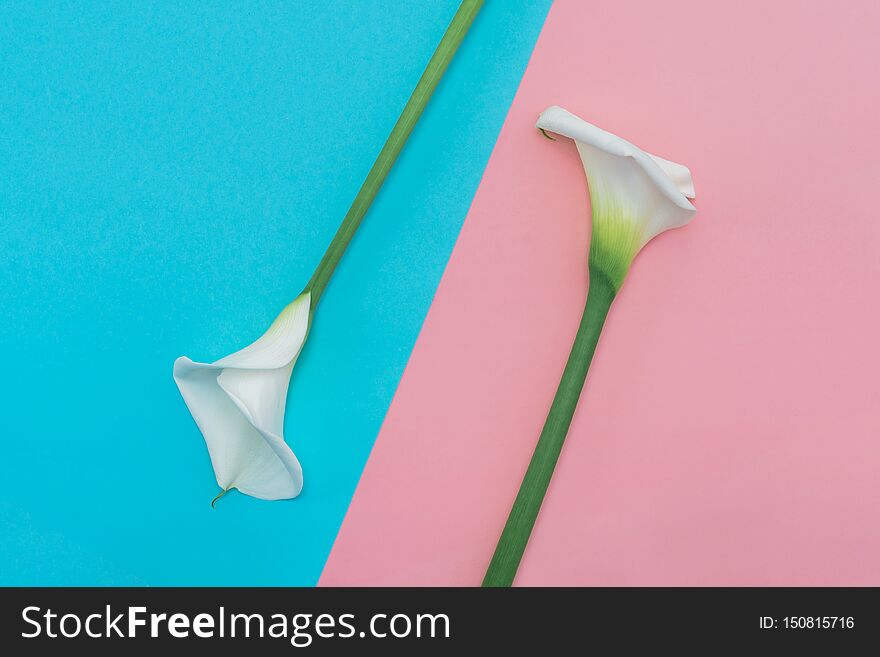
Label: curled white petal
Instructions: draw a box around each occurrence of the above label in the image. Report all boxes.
[536,105,696,252]
[173,292,311,500]
[647,153,696,200]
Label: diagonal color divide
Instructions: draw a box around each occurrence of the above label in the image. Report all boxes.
[321,0,880,585]
[0,1,552,585]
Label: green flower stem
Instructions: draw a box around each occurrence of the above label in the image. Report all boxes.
[483,265,618,587]
[304,0,484,308]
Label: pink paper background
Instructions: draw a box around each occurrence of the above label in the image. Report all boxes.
[321,0,880,585]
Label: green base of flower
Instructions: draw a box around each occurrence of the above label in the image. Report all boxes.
[482,265,618,587]
[586,190,641,292]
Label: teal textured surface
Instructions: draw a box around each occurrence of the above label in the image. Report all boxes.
[0,1,551,584]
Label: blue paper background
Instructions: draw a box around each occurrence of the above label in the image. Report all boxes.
[0,1,551,584]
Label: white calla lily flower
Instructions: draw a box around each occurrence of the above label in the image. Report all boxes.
[536,105,696,288]
[173,292,311,501]
[171,2,484,505]
[485,107,698,586]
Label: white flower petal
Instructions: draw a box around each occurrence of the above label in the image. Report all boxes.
[536,106,697,286]
[172,292,311,500]
[215,292,311,369]
[536,105,696,214]
[647,153,696,199]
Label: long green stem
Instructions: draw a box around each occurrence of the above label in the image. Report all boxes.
[483,266,618,587]
[303,0,484,308]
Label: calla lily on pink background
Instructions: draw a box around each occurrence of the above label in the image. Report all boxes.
[482,106,698,586]
[321,0,880,586]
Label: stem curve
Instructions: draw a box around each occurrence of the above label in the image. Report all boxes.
[211,487,231,509]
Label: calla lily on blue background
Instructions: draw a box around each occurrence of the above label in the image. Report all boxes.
[173,293,311,500]
[172,1,485,504]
